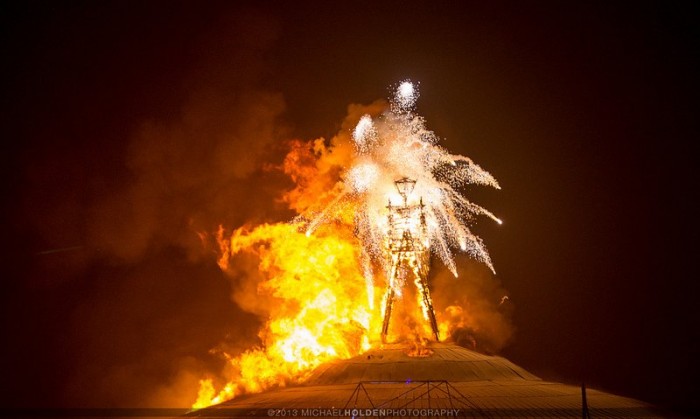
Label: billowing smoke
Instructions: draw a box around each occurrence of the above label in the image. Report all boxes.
[7,11,294,408]
[85,14,287,265]
[431,260,514,354]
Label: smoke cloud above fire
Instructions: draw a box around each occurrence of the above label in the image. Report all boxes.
[5,11,295,408]
[85,14,287,265]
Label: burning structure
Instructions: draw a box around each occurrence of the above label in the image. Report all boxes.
[303,80,503,345]
[382,177,439,342]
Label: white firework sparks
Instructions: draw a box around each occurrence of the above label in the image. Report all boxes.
[307,80,501,278]
[393,80,419,112]
[352,115,377,153]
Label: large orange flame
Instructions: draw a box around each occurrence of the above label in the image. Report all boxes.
[193,135,385,408]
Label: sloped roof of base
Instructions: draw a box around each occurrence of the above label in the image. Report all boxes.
[191,343,668,418]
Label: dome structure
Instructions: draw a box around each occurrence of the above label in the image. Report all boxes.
[191,342,666,418]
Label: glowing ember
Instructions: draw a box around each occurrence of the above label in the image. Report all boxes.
[192,80,500,409]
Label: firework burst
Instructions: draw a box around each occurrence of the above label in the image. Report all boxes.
[306,80,501,279]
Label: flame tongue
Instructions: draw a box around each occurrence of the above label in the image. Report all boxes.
[194,222,380,408]
[406,341,434,358]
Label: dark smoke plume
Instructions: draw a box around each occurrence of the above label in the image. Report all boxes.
[4,9,292,408]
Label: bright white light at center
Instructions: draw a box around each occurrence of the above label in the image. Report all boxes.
[398,82,414,99]
[394,80,418,111]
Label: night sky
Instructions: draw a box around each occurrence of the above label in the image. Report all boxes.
[1,0,698,414]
